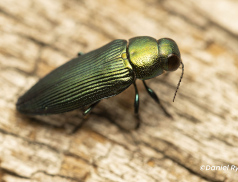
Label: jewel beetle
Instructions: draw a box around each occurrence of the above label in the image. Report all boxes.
[16,36,184,120]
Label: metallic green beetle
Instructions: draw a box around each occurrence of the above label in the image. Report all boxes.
[16,36,184,119]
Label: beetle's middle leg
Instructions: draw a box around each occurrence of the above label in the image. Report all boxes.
[83,101,100,116]
[77,52,84,56]
[71,101,100,133]
[142,80,173,118]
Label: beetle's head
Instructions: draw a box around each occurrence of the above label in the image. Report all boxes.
[157,38,181,72]
[157,38,184,102]
[128,36,184,102]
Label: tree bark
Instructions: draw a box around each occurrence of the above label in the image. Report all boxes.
[0,0,238,181]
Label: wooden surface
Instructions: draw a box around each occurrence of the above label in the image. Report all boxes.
[1,0,238,181]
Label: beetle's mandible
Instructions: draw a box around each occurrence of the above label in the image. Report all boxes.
[16,36,184,124]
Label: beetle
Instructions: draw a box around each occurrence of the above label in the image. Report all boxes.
[16,36,184,129]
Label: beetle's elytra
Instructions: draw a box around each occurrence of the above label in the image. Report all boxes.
[16,36,184,117]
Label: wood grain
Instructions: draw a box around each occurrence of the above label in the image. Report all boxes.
[1,0,238,181]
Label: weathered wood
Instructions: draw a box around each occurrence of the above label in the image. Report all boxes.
[1,0,238,181]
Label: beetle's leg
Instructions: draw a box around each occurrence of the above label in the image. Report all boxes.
[142,80,172,118]
[77,52,84,56]
[133,82,141,129]
[71,101,100,134]
[133,82,139,114]
[83,101,100,116]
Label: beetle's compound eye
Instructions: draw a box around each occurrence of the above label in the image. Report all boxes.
[167,54,181,71]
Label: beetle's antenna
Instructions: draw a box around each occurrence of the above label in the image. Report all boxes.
[173,61,184,102]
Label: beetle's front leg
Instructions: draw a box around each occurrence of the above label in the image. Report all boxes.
[133,82,141,129]
[142,80,173,118]
[133,82,139,114]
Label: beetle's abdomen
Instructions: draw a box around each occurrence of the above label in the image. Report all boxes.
[17,40,134,115]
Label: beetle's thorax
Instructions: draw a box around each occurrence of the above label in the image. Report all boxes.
[127,36,164,80]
